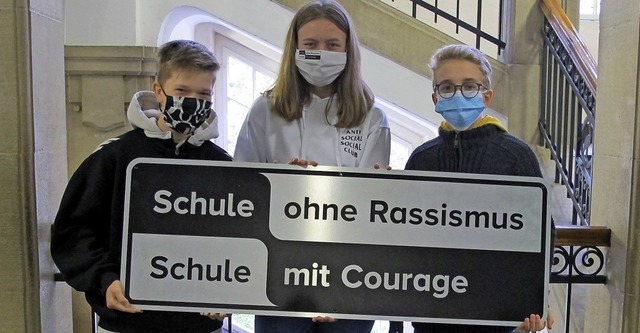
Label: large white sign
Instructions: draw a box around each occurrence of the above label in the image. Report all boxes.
[121,158,551,327]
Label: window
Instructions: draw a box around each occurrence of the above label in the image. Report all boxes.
[211,35,279,155]
[580,0,600,20]
[376,98,438,169]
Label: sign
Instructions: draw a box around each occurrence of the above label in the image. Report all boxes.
[121,158,550,326]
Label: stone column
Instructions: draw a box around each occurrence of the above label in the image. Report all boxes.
[31,0,74,331]
[584,1,640,332]
[0,1,38,331]
[0,0,70,332]
[499,0,545,143]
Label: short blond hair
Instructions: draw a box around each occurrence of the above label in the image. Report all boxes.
[156,40,220,85]
[428,44,492,88]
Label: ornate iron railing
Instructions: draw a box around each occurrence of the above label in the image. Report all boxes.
[550,226,609,333]
[539,0,603,332]
[551,227,609,284]
[539,0,597,227]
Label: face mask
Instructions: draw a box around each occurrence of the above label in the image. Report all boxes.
[295,49,347,87]
[161,87,212,135]
[434,92,486,131]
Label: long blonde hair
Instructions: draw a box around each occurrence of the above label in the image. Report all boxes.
[266,0,374,128]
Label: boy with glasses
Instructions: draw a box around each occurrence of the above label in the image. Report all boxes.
[405,44,553,333]
[406,43,542,178]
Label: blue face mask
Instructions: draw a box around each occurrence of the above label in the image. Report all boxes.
[434,92,485,131]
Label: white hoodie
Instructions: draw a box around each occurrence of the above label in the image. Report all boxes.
[234,94,391,167]
[126,91,219,146]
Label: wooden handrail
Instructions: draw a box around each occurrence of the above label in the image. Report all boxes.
[554,225,611,247]
[539,0,598,96]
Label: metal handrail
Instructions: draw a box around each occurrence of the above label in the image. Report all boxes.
[539,1,600,331]
[381,0,506,54]
[539,0,597,226]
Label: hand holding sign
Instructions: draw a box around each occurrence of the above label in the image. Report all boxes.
[106,280,142,314]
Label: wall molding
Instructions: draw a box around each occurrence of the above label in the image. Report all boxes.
[65,46,157,131]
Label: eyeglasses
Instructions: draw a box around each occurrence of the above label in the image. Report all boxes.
[434,82,487,99]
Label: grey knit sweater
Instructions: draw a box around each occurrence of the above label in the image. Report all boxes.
[405,124,542,178]
[405,123,542,333]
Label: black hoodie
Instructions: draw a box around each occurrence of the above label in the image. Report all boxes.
[51,91,231,332]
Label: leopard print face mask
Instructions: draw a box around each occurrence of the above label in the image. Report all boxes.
[160,87,212,135]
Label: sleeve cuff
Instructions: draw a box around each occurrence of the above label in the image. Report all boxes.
[99,271,120,295]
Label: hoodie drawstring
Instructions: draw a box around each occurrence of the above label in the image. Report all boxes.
[299,111,306,160]
[174,136,190,156]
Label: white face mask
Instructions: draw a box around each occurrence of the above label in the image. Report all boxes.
[295,49,347,87]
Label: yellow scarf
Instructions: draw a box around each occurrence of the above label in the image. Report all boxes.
[440,115,508,132]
